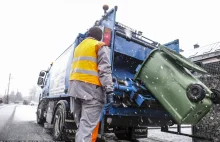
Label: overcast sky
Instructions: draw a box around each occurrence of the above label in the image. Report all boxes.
[0,0,220,96]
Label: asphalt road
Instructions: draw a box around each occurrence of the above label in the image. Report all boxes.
[0,104,192,142]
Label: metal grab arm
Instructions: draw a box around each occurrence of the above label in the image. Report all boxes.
[113,78,154,106]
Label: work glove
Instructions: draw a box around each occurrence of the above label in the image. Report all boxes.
[104,91,114,111]
[100,92,114,121]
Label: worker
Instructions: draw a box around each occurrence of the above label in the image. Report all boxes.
[69,26,114,142]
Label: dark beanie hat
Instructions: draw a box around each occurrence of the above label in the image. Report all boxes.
[87,26,103,41]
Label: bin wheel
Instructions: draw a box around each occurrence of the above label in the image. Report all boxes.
[187,84,205,102]
[210,89,220,104]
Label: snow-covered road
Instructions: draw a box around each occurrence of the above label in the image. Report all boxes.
[0,104,193,141]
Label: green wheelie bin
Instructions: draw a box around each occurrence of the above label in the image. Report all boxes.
[134,45,213,124]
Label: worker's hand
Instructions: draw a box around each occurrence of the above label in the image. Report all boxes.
[107,92,114,104]
[104,92,114,111]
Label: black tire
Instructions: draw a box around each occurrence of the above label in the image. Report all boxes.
[192,104,220,142]
[52,105,65,141]
[36,110,45,125]
[186,84,206,102]
[36,106,46,125]
[210,89,220,104]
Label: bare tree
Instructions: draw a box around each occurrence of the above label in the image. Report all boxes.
[3,95,7,104]
[9,91,15,103]
[29,86,37,102]
[0,98,2,104]
[15,92,23,101]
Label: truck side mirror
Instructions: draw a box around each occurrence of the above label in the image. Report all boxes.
[39,71,47,77]
[37,77,44,88]
[37,70,47,88]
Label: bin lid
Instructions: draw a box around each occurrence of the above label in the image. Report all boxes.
[159,45,207,74]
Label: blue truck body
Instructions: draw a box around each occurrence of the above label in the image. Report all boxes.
[37,6,181,140]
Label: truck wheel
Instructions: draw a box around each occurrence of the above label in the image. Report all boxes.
[36,105,46,125]
[36,109,45,125]
[53,105,65,141]
[192,104,220,142]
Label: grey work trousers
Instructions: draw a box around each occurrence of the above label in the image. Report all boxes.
[73,98,104,142]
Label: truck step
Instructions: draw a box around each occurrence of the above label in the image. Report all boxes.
[65,119,75,123]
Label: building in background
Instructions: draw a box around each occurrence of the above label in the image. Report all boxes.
[182,41,220,88]
[182,41,220,64]
[181,41,220,140]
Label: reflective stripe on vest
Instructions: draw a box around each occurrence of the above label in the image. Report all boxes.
[71,68,98,76]
[69,38,105,86]
[72,56,97,63]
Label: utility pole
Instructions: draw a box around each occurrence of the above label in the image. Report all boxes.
[6,73,11,104]
[4,89,7,104]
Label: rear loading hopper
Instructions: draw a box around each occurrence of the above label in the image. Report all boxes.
[134,45,213,124]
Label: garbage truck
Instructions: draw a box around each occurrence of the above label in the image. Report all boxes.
[36,5,220,141]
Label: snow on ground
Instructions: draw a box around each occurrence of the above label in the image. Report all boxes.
[0,104,53,141]
[0,104,194,142]
[13,105,37,122]
[0,104,16,132]
[12,105,193,142]
[147,128,192,142]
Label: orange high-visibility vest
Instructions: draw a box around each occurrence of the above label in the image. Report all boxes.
[69,37,106,86]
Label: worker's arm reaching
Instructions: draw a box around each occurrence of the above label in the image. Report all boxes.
[97,45,114,105]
